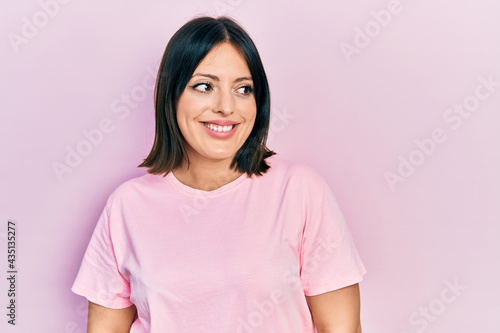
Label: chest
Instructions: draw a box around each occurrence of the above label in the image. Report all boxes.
[117,190,305,304]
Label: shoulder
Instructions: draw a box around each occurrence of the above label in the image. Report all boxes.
[264,155,328,188]
[106,173,166,206]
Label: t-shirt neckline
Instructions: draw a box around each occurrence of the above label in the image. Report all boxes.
[165,171,249,198]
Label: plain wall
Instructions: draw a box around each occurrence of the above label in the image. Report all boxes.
[1,0,499,332]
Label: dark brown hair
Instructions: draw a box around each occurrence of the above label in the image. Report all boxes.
[139,16,275,176]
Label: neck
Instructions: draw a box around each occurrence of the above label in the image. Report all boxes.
[172,154,243,191]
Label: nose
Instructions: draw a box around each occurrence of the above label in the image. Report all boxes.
[213,87,234,115]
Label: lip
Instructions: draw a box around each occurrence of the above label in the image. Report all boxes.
[200,122,238,139]
[201,120,239,126]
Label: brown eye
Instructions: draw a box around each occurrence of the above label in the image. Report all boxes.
[237,85,253,95]
[193,83,213,92]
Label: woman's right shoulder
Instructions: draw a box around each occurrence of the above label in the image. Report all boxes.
[106,172,167,205]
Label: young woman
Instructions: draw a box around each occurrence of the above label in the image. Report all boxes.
[72,16,366,332]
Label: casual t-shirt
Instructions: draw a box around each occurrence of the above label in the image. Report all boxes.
[71,155,366,332]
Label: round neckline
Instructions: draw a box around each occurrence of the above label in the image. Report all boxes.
[165,171,249,198]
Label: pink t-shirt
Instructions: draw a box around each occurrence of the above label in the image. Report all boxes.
[71,155,366,332]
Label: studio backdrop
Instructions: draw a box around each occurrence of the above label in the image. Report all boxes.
[1,0,499,332]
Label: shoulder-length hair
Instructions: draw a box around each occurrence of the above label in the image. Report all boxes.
[139,16,275,177]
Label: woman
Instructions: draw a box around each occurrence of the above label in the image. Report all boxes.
[72,16,366,332]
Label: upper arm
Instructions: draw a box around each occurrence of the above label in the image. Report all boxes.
[87,301,137,333]
[305,283,362,333]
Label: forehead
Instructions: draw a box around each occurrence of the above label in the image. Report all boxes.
[195,42,251,76]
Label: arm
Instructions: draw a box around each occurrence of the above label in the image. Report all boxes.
[87,301,137,333]
[305,283,362,333]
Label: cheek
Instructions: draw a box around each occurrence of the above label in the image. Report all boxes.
[177,95,197,118]
[241,99,257,121]
[175,100,191,138]
[176,95,206,131]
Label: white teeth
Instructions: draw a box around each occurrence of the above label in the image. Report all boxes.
[203,123,235,132]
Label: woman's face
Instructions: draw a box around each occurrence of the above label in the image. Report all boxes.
[176,42,256,166]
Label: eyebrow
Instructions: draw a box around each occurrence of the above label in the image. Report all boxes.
[192,73,252,83]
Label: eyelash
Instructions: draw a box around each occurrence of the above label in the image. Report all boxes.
[191,82,254,95]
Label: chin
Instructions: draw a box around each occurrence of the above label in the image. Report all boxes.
[206,152,237,162]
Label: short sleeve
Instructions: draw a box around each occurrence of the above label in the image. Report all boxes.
[299,178,366,296]
[71,202,133,309]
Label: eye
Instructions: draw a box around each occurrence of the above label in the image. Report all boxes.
[237,85,254,95]
[192,82,213,93]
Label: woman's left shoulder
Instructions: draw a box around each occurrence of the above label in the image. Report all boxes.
[265,155,327,186]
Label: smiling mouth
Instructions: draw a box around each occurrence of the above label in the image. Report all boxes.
[202,122,236,133]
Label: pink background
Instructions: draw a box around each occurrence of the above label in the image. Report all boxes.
[1,0,499,332]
